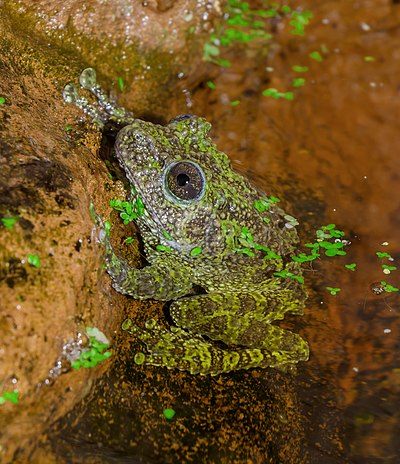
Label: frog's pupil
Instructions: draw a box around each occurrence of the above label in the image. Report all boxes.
[177,173,190,186]
[164,161,205,202]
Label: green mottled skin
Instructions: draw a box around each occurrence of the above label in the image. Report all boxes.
[64,69,309,375]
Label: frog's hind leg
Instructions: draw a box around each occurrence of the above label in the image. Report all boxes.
[123,318,307,375]
[168,291,309,370]
[63,68,136,128]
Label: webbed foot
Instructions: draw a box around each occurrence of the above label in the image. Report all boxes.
[63,68,135,128]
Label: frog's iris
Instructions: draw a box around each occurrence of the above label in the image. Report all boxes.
[163,161,205,203]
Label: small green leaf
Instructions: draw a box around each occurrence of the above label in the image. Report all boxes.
[27,254,41,268]
[380,281,399,293]
[118,76,124,91]
[0,96,6,105]
[65,125,72,132]
[293,78,306,87]
[292,65,309,73]
[364,56,376,62]
[345,263,357,271]
[376,252,392,259]
[309,51,323,62]
[382,264,397,271]
[1,216,19,229]
[0,391,19,405]
[163,408,176,420]
[230,100,241,106]
[124,236,135,244]
[207,81,217,89]
[326,287,341,295]
[190,246,202,257]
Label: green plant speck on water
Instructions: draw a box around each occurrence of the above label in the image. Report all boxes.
[309,51,323,62]
[0,96,6,105]
[345,263,357,271]
[0,391,19,405]
[163,408,176,419]
[380,281,399,293]
[326,287,341,295]
[27,254,41,268]
[1,216,19,229]
[118,76,124,91]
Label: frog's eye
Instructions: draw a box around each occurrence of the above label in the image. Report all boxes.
[164,161,205,202]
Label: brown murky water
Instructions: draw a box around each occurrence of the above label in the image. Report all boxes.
[1,1,400,463]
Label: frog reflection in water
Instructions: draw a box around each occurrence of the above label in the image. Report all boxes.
[63,69,309,375]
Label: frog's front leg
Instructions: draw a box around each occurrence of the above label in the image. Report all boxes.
[63,68,136,128]
[93,208,193,301]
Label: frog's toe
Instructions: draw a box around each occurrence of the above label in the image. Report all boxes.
[62,83,79,104]
[79,67,98,90]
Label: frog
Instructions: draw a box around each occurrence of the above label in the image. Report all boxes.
[63,68,309,375]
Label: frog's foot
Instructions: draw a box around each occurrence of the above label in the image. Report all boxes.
[122,318,308,375]
[63,68,135,128]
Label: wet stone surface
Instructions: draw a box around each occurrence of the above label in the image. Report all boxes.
[1,1,400,463]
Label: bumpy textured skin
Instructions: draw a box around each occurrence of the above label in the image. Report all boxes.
[65,69,309,375]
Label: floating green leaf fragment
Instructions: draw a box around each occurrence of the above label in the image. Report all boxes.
[190,246,202,257]
[65,125,72,132]
[27,254,41,268]
[163,408,176,420]
[0,96,5,105]
[1,216,19,229]
[345,263,357,271]
[0,391,19,405]
[216,58,232,67]
[309,51,323,62]
[207,81,217,89]
[293,78,306,87]
[376,251,392,259]
[326,287,341,295]
[124,236,135,244]
[382,264,397,275]
[118,76,124,91]
[364,56,376,62]
[380,281,399,293]
[292,65,309,73]
[290,10,313,36]
[230,100,241,106]
[281,5,291,14]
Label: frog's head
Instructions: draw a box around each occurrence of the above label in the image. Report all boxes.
[114,115,254,258]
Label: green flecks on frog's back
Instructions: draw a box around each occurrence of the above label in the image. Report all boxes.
[64,68,309,375]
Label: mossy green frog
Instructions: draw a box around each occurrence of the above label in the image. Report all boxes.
[63,69,309,375]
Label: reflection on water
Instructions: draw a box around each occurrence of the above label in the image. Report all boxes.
[48,1,400,463]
